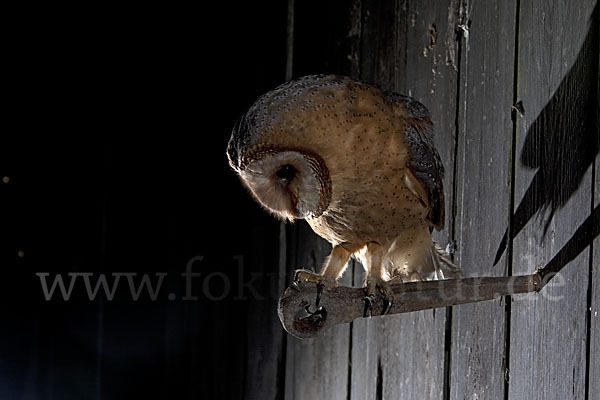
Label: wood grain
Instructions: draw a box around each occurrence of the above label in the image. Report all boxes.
[279,275,542,339]
[589,27,599,400]
[283,1,362,398]
[355,0,401,396]
[282,1,599,399]
[590,145,599,396]
[242,224,288,400]
[508,1,597,399]
[398,4,460,399]
[350,1,459,399]
[284,222,350,400]
[449,1,516,399]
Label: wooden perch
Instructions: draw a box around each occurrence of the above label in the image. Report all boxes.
[278,272,545,339]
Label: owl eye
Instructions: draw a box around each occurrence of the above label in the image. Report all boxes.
[276,164,296,182]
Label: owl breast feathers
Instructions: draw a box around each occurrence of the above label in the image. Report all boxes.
[227,74,461,288]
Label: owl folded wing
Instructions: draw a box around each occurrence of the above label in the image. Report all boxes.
[384,91,446,231]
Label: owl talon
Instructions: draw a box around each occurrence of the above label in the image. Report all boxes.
[381,297,393,315]
[380,283,394,315]
[316,283,324,307]
[364,276,394,316]
[293,269,338,308]
[363,295,375,318]
[299,304,327,326]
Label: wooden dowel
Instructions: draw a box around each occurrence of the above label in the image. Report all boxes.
[278,273,543,339]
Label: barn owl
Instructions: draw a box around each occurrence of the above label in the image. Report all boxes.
[227,75,462,316]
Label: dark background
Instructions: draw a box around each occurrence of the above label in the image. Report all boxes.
[1,2,296,399]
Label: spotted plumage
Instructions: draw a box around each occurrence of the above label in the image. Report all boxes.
[227,74,462,313]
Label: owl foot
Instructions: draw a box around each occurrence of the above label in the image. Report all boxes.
[293,269,337,308]
[294,269,323,284]
[362,276,394,318]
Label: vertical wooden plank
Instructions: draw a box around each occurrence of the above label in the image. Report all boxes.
[350,1,459,399]
[349,265,380,399]
[243,223,288,400]
[589,24,599,399]
[590,170,599,395]
[284,1,361,399]
[284,223,351,400]
[350,3,402,397]
[240,2,294,399]
[450,0,515,399]
[590,167,599,393]
[358,0,407,88]
[508,1,597,399]
[404,0,461,238]
[382,1,459,399]
[291,0,362,78]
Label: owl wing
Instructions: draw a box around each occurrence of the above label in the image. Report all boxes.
[384,91,445,230]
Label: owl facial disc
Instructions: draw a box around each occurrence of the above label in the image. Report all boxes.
[238,149,330,221]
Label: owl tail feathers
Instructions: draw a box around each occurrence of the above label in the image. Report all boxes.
[431,242,463,280]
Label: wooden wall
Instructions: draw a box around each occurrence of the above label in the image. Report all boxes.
[281,1,599,399]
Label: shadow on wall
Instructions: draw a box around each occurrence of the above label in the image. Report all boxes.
[494,5,599,277]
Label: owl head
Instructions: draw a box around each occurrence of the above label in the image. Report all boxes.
[226,76,338,221]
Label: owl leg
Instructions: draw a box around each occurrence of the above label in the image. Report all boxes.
[294,243,359,307]
[363,242,394,317]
